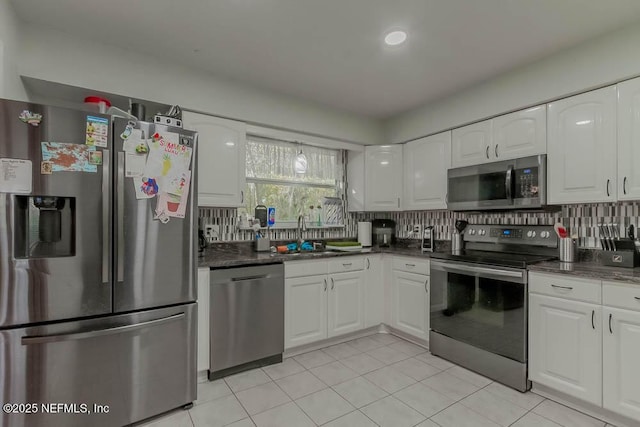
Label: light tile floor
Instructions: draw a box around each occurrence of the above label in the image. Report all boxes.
[138,333,615,427]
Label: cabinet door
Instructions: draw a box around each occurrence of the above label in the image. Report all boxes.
[285,275,327,349]
[364,145,403,211]
[492,105,546,161]
[328,271,364,337]
[451,120,492,167]
[182,112,246,207]
[547,86,617,204]
[365,255,384,328]
[529,294,602,405]
[347,150,365,212]
[603,307,640,421]
[197,268,210,374]
[403,132,451,210]
[617,78,640,200]
[392,271,429,340]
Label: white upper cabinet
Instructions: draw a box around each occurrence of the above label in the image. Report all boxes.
[452,120,492,167]
[365,145,403,211]
[182,112,246,207]
[617,77,640,201]
[403,132,451,210]
[347,150,365,212]
[492,105,546,161]
[547,86,617,204]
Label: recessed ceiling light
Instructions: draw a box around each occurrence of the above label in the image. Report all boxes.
[384,30,407,46]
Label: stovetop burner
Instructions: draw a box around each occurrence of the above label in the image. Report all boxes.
[429,250,556,269]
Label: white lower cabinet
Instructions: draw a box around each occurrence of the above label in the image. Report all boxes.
[391,270,430,340]
[285,257,375,350]
[328,271,364,337]
[285,274,328,348]
[529,294,602,405]
[390,257,430,341]
[197,267,210,374]
[529,274,640,423]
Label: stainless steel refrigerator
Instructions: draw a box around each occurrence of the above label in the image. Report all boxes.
[0,99,198,427]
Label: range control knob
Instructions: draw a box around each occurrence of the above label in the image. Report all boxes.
[527,231,537,238]
[540,231,550,238]
[479,229,486,236]
[469,229,476,235]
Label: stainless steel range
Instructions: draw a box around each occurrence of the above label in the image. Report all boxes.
[429,224,558,392]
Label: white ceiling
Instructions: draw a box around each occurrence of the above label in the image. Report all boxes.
[11,0,640,119]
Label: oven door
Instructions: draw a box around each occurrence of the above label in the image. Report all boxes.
[447,161,514,211]
[430,260,527,362]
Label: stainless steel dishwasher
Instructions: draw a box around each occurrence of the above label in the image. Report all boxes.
[209,263,284,380]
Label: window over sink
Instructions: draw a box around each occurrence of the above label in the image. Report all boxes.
[241,135,345,225]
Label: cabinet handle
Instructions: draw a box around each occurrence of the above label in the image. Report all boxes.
[623,177,627,195]
[494,144,499,158]
[485,146,490,159]
[405,263,416,267]
[324,278,327,291]
[609,313,613,334]
[241,190,244,203]
[331,278,335,290]
[343,263,352,267]
[607,179,611,197]
[551,284,573,291]
[366,258,370,269]
[591,310,595,330]
[424,279,429,294]
[635,296,640,301]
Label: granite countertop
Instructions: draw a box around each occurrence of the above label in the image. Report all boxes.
[198,240,436,268]
[528,261,640,284]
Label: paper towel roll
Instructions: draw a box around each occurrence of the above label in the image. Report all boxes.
[358,222,372,247]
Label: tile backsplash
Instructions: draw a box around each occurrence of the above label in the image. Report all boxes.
[200,202,640,249]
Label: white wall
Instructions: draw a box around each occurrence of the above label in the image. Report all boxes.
[0,0,27,100]
[17,24,382,145]
[385,21,640,144]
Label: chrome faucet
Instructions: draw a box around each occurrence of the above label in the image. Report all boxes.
[297,214,307,252]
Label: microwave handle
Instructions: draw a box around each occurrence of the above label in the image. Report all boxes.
[505,165,513,201]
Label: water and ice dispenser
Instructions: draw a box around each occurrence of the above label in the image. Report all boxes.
[14,195,75,258]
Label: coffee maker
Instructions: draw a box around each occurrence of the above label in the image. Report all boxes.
[372,219,396,247]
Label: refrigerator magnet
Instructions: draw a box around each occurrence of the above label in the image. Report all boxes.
[18,110,42,126]
[86,116,109,147]
[41,161,52,175]
[120,121,136,140]
[89,151,103,165]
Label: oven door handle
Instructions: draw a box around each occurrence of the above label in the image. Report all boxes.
[431,261,525,283]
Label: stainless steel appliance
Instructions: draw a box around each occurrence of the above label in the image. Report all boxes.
[372,219,396,247]
[0,99,197,427]
[429,224,558,391]
[210,264,284,379]
[421,226,434,252]
[447,155,547,211]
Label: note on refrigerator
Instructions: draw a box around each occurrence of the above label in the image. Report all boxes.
[0,158,32,193]
[125,153,146,177]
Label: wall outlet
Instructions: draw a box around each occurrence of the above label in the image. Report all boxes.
[204,224,220,243]
[413,225,422,234]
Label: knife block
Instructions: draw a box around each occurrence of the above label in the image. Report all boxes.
[600,249,639,268]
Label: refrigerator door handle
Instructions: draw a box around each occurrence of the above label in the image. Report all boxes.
[102,149,110,284]
[21,313,185,345]
[117,152,125,282]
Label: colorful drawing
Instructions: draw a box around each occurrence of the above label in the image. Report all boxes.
[141,177,158,196]
[86,116,109,147]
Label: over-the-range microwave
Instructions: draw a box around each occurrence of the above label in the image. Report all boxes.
[447,154,547,211]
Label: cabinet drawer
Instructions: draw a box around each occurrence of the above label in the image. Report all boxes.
[285,260,328,278]
[328,257,364,273]
[529,272,601,304]
[603,281,640,311]
[392,256,429,275]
